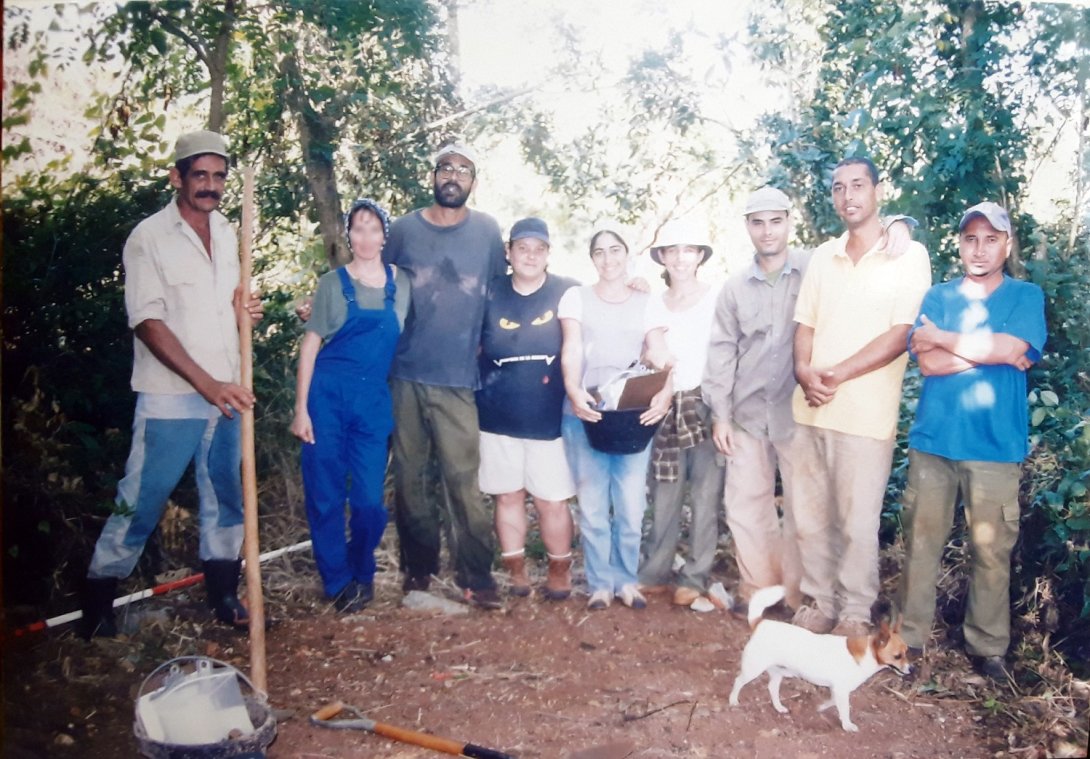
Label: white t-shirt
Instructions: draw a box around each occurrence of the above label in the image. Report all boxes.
[645,285,720,392]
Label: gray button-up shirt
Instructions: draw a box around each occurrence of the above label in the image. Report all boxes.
[702,248,809,442]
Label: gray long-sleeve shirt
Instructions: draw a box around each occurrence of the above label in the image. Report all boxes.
[702,248,810,443]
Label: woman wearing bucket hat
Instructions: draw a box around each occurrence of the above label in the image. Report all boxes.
[559,230,673,611]
[638,219,725,611]
[291,199,410,613]
[477,217,580,601]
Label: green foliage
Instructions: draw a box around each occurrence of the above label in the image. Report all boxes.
[1021,248,1090,627]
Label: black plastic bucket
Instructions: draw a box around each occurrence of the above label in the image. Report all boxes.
[583,408,659,454]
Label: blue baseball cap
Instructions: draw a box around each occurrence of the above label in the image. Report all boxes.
[510,217,550,244]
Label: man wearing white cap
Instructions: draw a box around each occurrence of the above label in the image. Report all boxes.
[81,130,264,637]
[704,186,915,615]
[702,186,807,613]
[790,157,932,638]
[383,142,507,608]
[897,202,1045,680]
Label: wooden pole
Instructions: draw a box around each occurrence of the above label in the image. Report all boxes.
[238,166,267,693]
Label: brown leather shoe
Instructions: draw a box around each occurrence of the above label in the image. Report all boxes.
[792,604,836,634]
[501,553,531,597]
[543,554,572,600]
[672,585,702,607]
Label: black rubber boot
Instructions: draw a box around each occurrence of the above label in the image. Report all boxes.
[202,559,249,629]
[80,577,118,640]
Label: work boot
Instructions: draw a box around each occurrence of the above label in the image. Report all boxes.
[542,553,572,601]
[203,559,249,629]
[501,551,531,597]
[80,576,118,640]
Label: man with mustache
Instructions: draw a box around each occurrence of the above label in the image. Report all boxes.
[383,143,508,609]
[80,130,263,637]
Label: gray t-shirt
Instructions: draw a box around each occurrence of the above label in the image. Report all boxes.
[383,208,507,388]
[305,266,411,340]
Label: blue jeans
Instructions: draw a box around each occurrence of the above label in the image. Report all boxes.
[562,415,651,594]
[89,393,244,579]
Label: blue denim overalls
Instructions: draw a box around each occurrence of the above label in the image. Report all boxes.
[301,265,399,597]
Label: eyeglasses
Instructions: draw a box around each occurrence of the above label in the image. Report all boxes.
[435,163,474,178]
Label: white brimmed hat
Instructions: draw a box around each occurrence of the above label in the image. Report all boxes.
[649,219,713,265]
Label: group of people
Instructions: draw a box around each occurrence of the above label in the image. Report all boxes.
[81,130,1046,681]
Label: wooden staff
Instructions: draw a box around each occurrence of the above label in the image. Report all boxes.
[238,165,267,692]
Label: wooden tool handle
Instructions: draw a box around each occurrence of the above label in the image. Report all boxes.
[372,721,466,755]
[311,701,345,722]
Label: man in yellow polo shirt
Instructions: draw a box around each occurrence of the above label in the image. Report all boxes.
[789,157,932,637]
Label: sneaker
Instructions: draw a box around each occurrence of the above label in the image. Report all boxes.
[463,587,504,611]
[587,589,612,611]
[402,574,431,593]
[971,655,1010,681]
[831,618,871,638]
[616,584,647,610]
[792,604,836,634]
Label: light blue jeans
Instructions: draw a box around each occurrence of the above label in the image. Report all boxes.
[562,414,651,594]
[88,393,244,579]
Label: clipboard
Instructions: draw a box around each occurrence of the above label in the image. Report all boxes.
[616,370,669,410]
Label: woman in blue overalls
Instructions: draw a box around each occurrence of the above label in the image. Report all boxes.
[291,198,410,613]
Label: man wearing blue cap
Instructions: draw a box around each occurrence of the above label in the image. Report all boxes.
[383,143,508,608]
[897,202,1046,680]
[81,130,263,637]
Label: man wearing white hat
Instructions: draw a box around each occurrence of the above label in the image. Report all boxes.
[383,142,507,609]
[81,130,263,637]
[897,202,1045,680]
[704,186,916,615]
[702,186,807,613]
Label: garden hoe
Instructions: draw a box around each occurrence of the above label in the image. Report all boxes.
[310,701,515,758]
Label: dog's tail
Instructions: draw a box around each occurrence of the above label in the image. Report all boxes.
[748,585,786,628]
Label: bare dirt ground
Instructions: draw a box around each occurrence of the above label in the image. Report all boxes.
[7,535,1086,759]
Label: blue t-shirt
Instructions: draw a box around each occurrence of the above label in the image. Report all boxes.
[477,273,578,440]
[908,275,1046,463]
[383,209,507,389]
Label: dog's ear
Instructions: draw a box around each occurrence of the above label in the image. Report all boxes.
[876,619,891,646]
[893,613,903,634]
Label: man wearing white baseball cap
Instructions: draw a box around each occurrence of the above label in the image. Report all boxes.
[382,141,508,609]
[897,201,1046,680]
[81,129,264,637]
[702,186,807,614]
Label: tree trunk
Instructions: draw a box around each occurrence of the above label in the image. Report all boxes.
[206,0,239,133]
[279,51,349,268]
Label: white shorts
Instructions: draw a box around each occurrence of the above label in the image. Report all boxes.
[478,431,576,501]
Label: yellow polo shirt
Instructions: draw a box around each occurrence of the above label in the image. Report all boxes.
[792,233,931,440]
[124,198,241,395]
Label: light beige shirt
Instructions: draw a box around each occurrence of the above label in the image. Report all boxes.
[703,248,808,443]
[125,198,241,394]
[791,233,931,440]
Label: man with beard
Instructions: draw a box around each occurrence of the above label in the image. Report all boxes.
[80,130,264,638]
[383,143,508,608]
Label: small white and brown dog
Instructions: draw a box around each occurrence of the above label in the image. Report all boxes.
[728,585,911,732]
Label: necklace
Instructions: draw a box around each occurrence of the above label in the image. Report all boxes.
[349,264,386,287]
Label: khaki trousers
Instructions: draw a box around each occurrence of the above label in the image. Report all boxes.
[723,426,803,608]
[897,450,1021,656]
[789,424,894,621]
